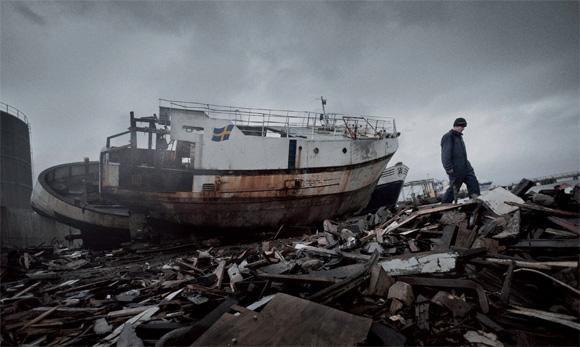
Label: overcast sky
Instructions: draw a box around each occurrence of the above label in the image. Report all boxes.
[2,0,578,186]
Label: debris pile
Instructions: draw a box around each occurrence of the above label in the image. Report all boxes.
[1,182,579,346]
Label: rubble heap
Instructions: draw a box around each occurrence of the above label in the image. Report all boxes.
[1,182,579,346]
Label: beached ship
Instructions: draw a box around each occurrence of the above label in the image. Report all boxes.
[30,160,131,248]
[479,180,493,191]
[398,178,445,207]
[98,99,400,233]
[361,162,408,214]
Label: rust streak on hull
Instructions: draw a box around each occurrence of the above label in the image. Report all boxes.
[101,156,390,229]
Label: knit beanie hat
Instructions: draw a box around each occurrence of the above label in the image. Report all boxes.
[453,117,467,127]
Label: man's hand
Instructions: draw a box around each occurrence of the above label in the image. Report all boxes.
[446,169,454,174]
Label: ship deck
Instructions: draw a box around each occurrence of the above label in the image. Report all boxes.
[38,161,129,217]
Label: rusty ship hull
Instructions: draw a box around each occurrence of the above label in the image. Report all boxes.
[100,158,390,229]
[99,100,400,231]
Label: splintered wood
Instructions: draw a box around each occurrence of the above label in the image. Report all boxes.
[1,184,578,346]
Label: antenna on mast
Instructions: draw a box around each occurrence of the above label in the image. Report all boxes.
[317,96,327,116]
[316,96,328,129]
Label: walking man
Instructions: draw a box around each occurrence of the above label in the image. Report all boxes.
[440,117,480,203]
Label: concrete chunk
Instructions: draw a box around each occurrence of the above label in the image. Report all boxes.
[387,281,414,306]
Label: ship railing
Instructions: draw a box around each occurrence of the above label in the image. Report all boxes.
[159,99,397,139]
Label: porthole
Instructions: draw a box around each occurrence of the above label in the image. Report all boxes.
[342,148,347,153]
[313,148,319,154]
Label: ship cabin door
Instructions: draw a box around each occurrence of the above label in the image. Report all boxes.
[176,140,197,170]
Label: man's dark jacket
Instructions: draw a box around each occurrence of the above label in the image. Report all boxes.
[441,130,474,175]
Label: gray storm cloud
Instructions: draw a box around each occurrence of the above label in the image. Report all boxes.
[1,0,578,186]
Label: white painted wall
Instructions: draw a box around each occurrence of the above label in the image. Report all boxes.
[170,109,398,171]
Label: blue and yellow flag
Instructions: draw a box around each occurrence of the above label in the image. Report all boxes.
[211,124,234,142]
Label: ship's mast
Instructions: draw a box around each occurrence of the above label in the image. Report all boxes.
[317,96,329,129]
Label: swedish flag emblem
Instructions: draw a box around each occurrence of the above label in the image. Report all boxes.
[211,124,234,142]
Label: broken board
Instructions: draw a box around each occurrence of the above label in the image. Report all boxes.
[379,250,459,276]
[193,292,372,346]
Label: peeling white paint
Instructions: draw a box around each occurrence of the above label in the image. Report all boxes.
[379,251,458,276]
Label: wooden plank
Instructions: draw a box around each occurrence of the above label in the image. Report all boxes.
[308,252,379,304]
[379,250,458,276]
[19,305,60,331]
[439,225,458,250]
[453,221,471,248]
[193,293,372,346]
[175,258,205,274]
[500,261,515,306]
[374,208,408,233]
[453,221,474,248]
[295,244,371,262]
[544,228,578,237]
[19,318,62,328]
[107,305,158,319]
[532,228,545,239]
[212,260,226,289]
[415,202,477,215]
[186,283,229,297]
[386,203,475,233]
[482,257,578,270]
[513,268,580,295]
[255,272,340,285]
[309,263,364,280]
[55,278,112,295]
[294,244,339,258]
[507,239,579,249]
[547,216,580,235]
[10,282,40,299]
[507,305,580,330]
[418,224,440,233]
[504,201,580,217]
[31,306,103,314]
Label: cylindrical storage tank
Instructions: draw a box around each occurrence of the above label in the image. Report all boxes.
[1,103,33,209]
